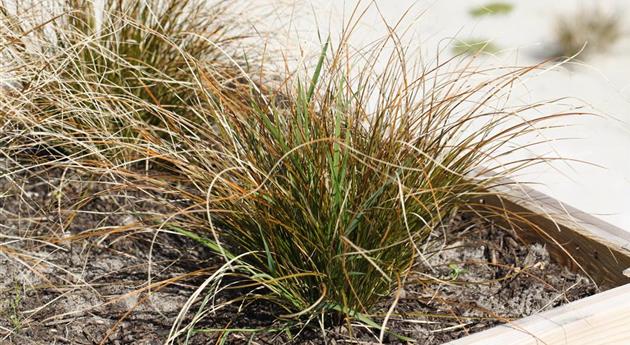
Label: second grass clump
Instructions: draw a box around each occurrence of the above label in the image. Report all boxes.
[0,0,254,163]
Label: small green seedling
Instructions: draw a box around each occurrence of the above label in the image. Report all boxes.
[452,39,500,56]
[470,2,514,17]
[448,263,467,280]
[6,280,23,333]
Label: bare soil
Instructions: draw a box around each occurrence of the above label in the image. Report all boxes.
[0,166,598,344]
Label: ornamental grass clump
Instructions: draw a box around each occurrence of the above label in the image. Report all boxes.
[0,0,254,162]
[162,34,570,340]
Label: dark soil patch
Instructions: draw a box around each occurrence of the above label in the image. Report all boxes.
[0,166,598,344]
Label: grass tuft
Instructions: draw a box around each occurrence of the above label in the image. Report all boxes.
[155,32,575,339]
[552,7,621,60]
[0,0,257,163]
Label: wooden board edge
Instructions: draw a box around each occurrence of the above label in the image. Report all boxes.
[443,283,630,345]
[471,178,630,287]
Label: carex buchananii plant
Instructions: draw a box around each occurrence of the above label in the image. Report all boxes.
[0,0,257,163]
[159,27,576,341]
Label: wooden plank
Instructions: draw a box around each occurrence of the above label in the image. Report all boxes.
[444,283,630,345]
[473,180,630,287]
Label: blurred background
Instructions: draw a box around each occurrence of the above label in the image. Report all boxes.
[260,0,630,230]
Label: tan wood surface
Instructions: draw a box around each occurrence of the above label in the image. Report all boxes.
[475,179,630,287]
[444,283,630,345]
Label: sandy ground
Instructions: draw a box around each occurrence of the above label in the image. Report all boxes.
[261,0,630,230]
[0,167,595,344]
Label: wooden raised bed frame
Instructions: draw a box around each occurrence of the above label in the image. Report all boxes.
[445,180,630,345]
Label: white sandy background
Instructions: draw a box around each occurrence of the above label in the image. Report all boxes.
[258,0,630,230]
